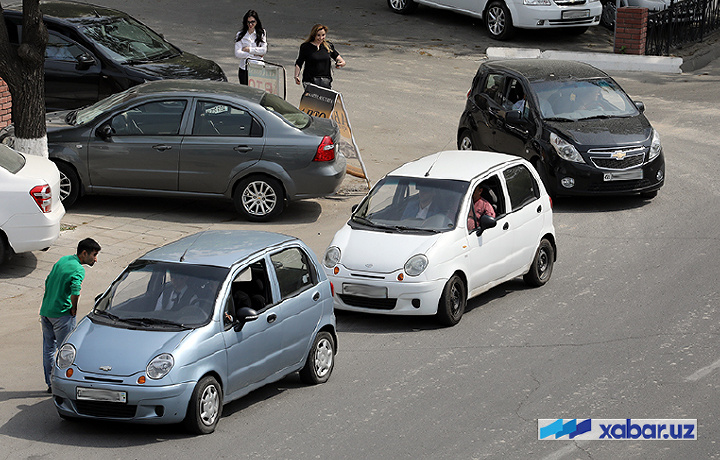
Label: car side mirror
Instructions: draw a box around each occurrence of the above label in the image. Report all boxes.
[504,110,522,124]
[75,53,96,71]
[96,124,114,140]
[351,204,358,213]
[634,101,645,113]
[233,306,259,332]
[476,214,497,235]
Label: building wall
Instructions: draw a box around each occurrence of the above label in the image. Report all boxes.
[0,78,11,129]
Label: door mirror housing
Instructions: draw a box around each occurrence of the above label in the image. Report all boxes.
[75,53,96,70]
[504,110,522,124]
[233,306,259,332]
[96,124,114,140]
[634,101,645,113]
[476,214,497,235]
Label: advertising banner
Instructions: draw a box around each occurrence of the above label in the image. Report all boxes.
[246,59,285,99]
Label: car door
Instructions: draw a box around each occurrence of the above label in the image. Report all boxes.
[494,77,535,159]
[463,174,516,296]
[501,164,545,270]
[179,99,265,194]
[87,99,188,191]
[470,72,506,151]
[268,246,325,370]
[44,31,101,110]
[221,257,284,396]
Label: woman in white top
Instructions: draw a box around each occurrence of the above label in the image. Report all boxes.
[234,10,267,85]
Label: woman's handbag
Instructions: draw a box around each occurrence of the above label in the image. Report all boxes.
[311,76,332,89]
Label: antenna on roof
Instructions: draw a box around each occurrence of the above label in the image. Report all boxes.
[424,152,442,177]
[179,231,205,262]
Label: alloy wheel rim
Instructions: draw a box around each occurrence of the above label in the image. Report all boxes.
[460,136,473,150]
[314,338,333,377]
[199,385,219,426]
[488,7,505,36]
[242,181,277,216]
[59,172,71,202]
[390,0,407,8]
[538,248,549,279]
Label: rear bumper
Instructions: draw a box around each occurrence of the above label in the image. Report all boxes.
[3,204,64,254]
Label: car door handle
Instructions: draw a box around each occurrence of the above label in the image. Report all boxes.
[267,313,277,324]
[234,145,253,152]
[153,144,172,151]
[503,222,510,230]
[312,292,320,301]
[537,205,542,213]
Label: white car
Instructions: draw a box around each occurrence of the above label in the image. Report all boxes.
[322,150,556,326]
[0,145,64,263]
[387,0,602,40]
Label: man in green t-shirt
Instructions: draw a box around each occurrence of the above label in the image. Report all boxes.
[41,238,101,393]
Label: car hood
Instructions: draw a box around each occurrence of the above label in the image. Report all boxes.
[68,317,191,377]
[46,111,74,132]
[546,115,652,148]
[331,224,441,273]
[129,51,226,81]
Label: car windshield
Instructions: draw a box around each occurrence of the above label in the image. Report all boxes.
[260,92,311,129]
[73,87,138,125]
[351,176,468,233]
[91,261,228,330]
[78,16,178,64]
[531,78,639,121]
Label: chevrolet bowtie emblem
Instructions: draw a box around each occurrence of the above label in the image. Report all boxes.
[611,151,627,160]
[99,366,112,372]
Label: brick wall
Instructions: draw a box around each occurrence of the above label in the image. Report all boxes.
[0,78,11,129]
[614,7,649,55]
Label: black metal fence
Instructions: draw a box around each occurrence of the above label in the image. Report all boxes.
[646,0,720,55]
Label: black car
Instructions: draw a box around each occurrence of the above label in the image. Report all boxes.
[3,1,227,111]
[457,59,664,198]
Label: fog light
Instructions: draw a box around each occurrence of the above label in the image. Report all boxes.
[537,20,545,25]
[411,299,421,308]
[155,406,165,417]
[561,177,575,188]
[656,170,664,181]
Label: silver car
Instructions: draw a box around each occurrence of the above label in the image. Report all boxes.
[52,230,337,434]
[0,80,346,221]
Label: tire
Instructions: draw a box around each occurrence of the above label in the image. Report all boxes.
[436,275,467,327]
[458,129,474,150]
[184,376,223,435]
[485,1,515,41]
[54,161,80,208]
[387,0,417,14]
[524,239,555,287]
[299,331,335,385]
[0,235,10,265]
[640,190,658,199]
[600,0,617,29]
[234,176,285,222]
[533,159,556,200]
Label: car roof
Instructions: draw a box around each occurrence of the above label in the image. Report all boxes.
[126,79,266,103]
[139,230,297,268]
[483,59,609,82]
[5,1,128,21]
[388,150,523,182]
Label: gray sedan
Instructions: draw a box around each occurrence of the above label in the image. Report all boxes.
[2,80,346,221]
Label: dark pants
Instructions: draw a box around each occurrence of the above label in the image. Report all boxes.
[238,68,248,85]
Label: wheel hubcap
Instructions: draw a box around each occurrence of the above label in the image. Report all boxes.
[199,385,220,426]
[450,282,462,316]
[314,338,333,378]
[390,0,407,9]
[537,248,549,279]
[242,181,277,216]
[488,7,505,35]
[59,171,71,202]
[459,136,473,150]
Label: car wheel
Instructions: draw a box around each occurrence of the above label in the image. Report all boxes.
[184,376,223,435]
[436,275,467,327]
[234,176,285,222]
[524,239,555,287]
[0,235,9,264]
[485,1,515,41]
[299,331,335,385]
[387,0,418,14]
[458,130,474,150]
[533,159,556,200]
[601,0,618,29]
[54,161,80,208]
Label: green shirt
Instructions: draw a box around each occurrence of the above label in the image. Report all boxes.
[40,254,85,318]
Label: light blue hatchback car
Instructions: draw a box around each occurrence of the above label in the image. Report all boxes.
[52,230,337,434]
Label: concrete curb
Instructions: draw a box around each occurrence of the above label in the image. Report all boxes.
[486,47,683,74]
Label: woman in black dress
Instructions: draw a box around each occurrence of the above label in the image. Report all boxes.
[294,24,345,89]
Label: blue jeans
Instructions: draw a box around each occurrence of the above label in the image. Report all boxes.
[41,315,76,388]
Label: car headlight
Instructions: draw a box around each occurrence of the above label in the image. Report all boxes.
[56,343,76,369]
[323,246,341,268]
[147,353,174,380]
[404,254,428,277]
[524,0,551,4]
[550,133,584,163]
[648,129,662,161]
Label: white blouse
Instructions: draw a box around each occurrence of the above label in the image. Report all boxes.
[234,30,267,70]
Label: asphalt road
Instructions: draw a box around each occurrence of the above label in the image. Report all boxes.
[1,1,720,459]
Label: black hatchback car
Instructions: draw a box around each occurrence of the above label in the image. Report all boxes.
[3,1,227,111]
[457,59,664,198]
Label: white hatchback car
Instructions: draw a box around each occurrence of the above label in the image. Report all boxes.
[0,145,64,263]
[323,150,556,326]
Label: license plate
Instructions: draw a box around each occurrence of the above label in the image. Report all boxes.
[603,169,643,181]
[77,387,127,403]
[342,283,388,298]
[563,10,590,19]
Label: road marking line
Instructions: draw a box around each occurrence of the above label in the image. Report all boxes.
[685,357,720,381]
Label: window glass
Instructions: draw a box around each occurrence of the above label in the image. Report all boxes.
[193,101,261,136]
[261,92,311,129]
[270,248,314,300]
[503,165,540,211]
[230,260,271,313]
[504,78,528,117]
[78,16,177,63]
[481,73,505,105]
[45,33,83,61]
[110,100,187,136]
[531,78,639,120]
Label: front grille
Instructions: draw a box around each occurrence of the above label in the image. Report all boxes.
[590,153,645,170]
[84,376,124,384]
[75,400,137,418]
[338,294,397,310]
[554,0,587,4]
[587,178,653,192]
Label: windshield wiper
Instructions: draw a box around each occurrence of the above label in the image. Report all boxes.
[544,116,576,122]
[351,215,378,227]
[92,309,121,321]
[393,225,439,234]
[123,317,187,328]
[578,114,614,121]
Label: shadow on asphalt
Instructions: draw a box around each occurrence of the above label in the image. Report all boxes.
[551,193,658,214]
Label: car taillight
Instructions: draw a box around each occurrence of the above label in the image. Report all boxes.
[313,136,335,162]
[30,184,52,213]
[467,88,472,98]
[549,196,553,209]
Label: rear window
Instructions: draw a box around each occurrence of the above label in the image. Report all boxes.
[0,145,25,174]
[260,92,311,129]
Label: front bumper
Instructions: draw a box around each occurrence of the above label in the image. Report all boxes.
[52,372,196,424]
[509,2,603,29]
